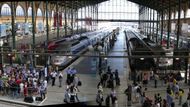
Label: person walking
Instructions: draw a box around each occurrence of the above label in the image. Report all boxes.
[110,88,117,105]
[96,90,104,106]
[39,83,46,100]
[105,94,110,107]
[66,67,71,85]
[58,72,63,87]
[154,73,159,88]
[179,88,184,105]
[51,70,57,86]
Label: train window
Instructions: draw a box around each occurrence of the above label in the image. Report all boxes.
[71,41,80,46]
[78,36,88,41]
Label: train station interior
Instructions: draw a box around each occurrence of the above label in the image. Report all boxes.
[0,0,190,107]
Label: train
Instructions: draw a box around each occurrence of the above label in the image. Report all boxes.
[51,28,113,66]
[125,29,156,71]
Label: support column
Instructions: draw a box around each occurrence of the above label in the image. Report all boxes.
[152,10,155,41]
[71,1,74,36]
[143,8,145,35]
[176,0,181,49]
[149,9,152,38]
[45,1,49,71]
[56,1,59,39]
[31,1,35,68]
[167,0,171,49]
[11,2,15,49]
[156,11,159,44]
[145,7,147,36]
[96,3,98,30]
[139,7,141,26]
[80,3,83,33]
[91,5,93,31]
[76,10,79,34]
[161,9,164,45]
[64,2,67,36]
[84,1,87,31]
[146,8,149,37]
[88,4,90,31]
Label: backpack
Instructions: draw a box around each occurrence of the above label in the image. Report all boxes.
[78,81,82,86]
[59,75,63,79]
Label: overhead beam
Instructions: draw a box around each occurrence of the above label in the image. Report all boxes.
[76,19,158,22]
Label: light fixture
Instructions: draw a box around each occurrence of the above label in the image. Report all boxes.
[175,58,179,60]
[8,53,11,56]
[35,54,39,57]
[140,58,144,60]
[104,57,107,60]
[68,56,72,59]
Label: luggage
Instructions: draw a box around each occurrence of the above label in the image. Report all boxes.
[36,97,43,101]
[24,96,34,103]
[78,81,82,86]
[70,94,75,103]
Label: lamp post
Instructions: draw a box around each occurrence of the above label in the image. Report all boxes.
[0,40,3,70]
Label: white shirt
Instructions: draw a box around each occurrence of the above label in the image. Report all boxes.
[20,83,24,92]
[59,73,63,78]
[43,80,47,88]
[51,72,57,77]
[44,67,47,77]
[33,81,37,88]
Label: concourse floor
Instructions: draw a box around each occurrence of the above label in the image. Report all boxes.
[42,29,129,106]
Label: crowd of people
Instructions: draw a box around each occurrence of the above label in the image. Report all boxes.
[95,66,121,107]
[0,63,68,103]
[122,72,190,107]
[63,67,81,103]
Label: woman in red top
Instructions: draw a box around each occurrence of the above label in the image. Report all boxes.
[23,82,28,97]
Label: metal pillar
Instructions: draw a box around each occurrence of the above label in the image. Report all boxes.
[31,1,35,68]
[146,8,148,37]
[76,1,79,34]
[84,1,87,31]
[45,1,49,68]
[167,0,171,49]
[76,10,79,34]
[64,2,67,36]
[80,2,83,34]
[176,0,181,49]
[161,9,164,45]
[71,1,74,36]
[91,5,93,31]
[11,2,15,49]
[149,9,152,38]
[156,11,159,44]
[88,3,90,31]
[56,1,59,39]
[96,3,98,30]
[138,6,141,28]
[153,10,155,41]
